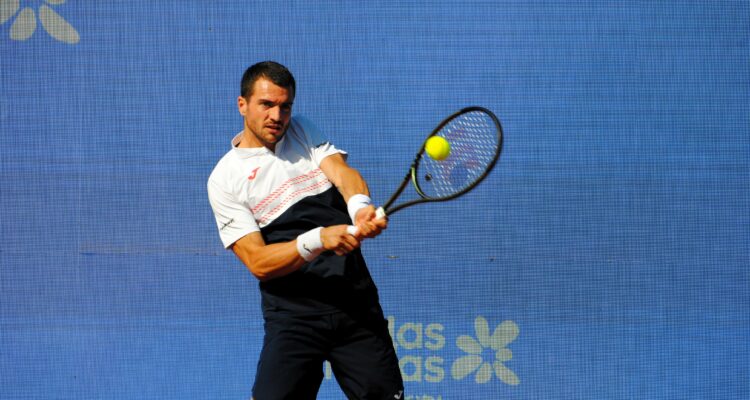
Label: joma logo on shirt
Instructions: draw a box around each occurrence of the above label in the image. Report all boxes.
[248,167,260,180]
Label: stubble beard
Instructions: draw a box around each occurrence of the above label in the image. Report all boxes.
[252,122,288,149]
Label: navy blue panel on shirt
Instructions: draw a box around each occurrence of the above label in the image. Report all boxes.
[258,187,382,317]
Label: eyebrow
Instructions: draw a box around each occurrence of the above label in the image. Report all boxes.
[258,98,294,107]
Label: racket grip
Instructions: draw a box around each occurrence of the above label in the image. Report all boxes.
[347,225,359,236]
[375,207,386,219]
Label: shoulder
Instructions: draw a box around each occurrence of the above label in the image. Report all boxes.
[289,115,326,143]
[208,148,240,189]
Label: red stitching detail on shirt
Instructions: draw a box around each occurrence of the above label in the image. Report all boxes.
[256,179,332,225]
[251,169,324,214]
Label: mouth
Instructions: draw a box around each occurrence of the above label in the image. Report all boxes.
[265,124,283,135]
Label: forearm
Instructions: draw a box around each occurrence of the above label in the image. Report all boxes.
[233,239,306,282]
[318,153,387,238]
[320,153,370,202]
[329,166,378,227]
[332,165,370,201]
[232,225,360,282]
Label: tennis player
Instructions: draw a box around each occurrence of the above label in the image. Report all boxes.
[208,61,404,399]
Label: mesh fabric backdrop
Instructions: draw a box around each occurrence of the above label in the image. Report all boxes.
[1,1,748,399]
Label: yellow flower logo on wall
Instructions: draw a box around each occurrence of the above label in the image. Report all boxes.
[451,316,520,385]
[1,0,79,44]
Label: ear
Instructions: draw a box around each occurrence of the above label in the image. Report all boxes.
[237,96,247,116]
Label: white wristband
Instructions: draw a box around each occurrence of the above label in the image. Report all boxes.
[296,227,324,262]
[347,194,372,223]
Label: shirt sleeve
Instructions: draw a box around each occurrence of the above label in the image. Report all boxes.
[292,115,347,165]
[207,177,260,249]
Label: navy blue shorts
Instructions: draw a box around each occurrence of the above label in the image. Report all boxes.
[252,311,403,400]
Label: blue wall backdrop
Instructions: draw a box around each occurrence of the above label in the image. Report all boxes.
[1,1,748,399]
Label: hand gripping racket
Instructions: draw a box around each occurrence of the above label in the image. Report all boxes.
[376,106,503,219]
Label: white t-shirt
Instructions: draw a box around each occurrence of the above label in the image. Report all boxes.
[207,116,346,248]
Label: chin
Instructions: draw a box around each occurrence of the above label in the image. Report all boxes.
[272,127,289,139]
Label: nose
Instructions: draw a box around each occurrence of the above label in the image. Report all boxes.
[268,106,281,121]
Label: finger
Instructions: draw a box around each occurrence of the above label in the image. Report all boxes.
[369,218,387,231]
[336,235,356,254]
[336,239,357,255]
[356,222,375,237]
[344,233,361,248]
[364,220,385,237]
[354,205,378,224]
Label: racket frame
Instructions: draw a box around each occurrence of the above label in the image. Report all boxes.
[379,106,503,216]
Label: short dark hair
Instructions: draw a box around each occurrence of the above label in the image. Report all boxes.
[240,61,296,99]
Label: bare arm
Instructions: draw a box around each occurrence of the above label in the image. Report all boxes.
[319,153,370,201]
[231,226,361,282]
[231,232,304,282]
[319,153,388,239]
[232,154,382,282]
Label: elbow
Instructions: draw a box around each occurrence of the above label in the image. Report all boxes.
[248,263,272,282]
[231,241,300,282]
[232,243,272,282]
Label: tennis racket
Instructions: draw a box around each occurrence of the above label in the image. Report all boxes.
[376,106,503,219]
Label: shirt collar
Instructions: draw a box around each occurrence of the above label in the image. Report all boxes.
[230,131,282,158]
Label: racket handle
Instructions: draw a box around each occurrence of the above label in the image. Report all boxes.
[347,225,359,236]
[375,207,387,219]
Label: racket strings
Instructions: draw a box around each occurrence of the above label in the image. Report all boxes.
[416,111,499,199]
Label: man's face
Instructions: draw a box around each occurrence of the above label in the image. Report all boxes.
[238,78,294,150]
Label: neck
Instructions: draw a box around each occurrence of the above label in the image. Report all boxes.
[238,130,275,152]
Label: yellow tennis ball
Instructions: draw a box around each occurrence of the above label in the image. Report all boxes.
[425,136,451,160]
